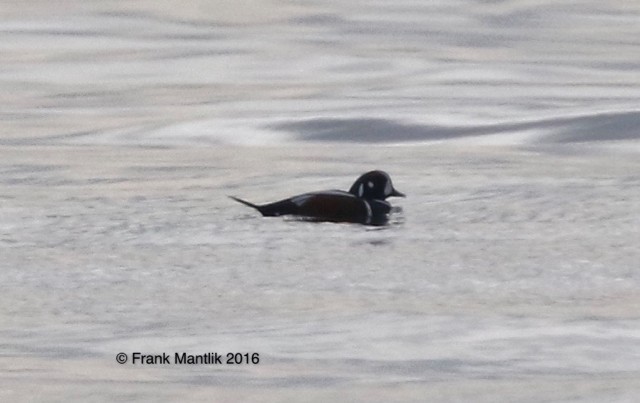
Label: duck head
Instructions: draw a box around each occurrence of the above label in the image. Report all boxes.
[348,170,405,200]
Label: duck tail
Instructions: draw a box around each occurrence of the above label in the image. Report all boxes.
[229,195,297,217]
[228,196,262,211]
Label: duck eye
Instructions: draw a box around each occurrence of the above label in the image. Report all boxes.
[367,181,374,188]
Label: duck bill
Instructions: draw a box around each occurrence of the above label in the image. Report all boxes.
[390,188,406,198]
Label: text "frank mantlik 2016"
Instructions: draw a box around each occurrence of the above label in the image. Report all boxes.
[128,352,260,365]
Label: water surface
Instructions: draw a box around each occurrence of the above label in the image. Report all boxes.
[1,1,640,402]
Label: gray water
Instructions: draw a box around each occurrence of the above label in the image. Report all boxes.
[1,1,640,402]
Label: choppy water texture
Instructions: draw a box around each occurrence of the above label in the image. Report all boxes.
[1,1,640,402]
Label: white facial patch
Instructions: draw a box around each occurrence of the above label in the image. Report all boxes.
[358,183,364,197]
[384,179,392,196]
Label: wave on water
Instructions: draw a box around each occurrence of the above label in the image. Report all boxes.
[3,0,639,151]
[24,110,639,149]
[271,110,640,146]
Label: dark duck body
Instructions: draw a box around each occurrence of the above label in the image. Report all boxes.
[230,170,404,226]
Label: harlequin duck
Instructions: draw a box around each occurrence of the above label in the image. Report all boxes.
[230,170,405,226]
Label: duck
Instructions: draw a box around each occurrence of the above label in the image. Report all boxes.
[230,170,404,226]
